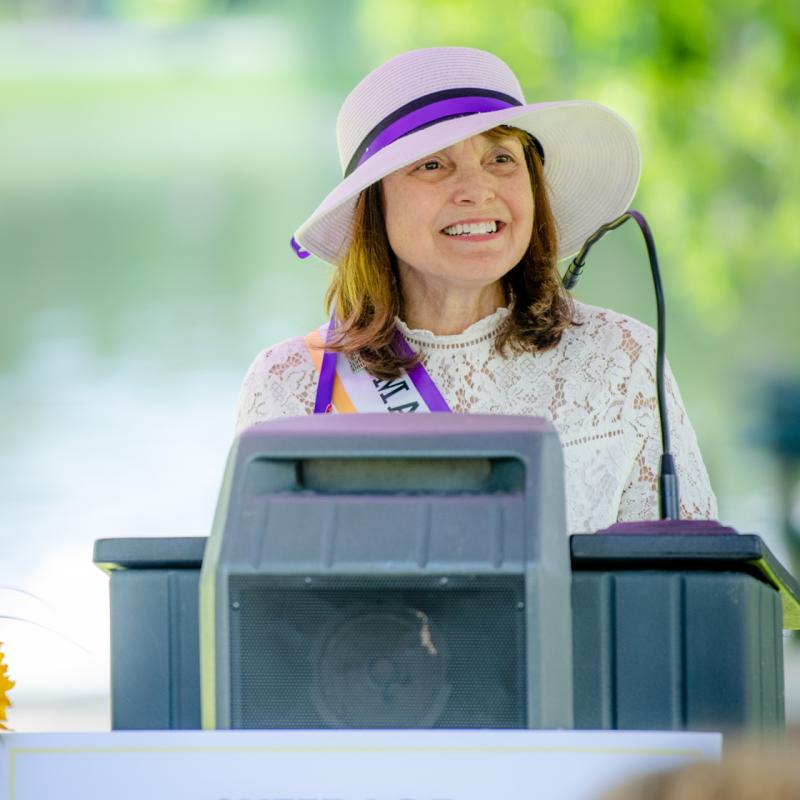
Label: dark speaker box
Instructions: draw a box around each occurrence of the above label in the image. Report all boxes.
[200,415,574,730]
[228,576,526,728]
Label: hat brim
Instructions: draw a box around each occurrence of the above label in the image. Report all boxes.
[294,99,641,265]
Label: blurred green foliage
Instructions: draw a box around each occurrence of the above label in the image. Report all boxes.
[3,0,795,334]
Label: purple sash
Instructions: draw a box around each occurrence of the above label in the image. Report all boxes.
[313,318,451,414]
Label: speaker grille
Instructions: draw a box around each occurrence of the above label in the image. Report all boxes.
[228,578,526,728]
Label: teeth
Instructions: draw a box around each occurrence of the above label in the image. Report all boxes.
[443,220,498,236]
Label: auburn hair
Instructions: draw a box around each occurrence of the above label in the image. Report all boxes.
[323,125,577,379]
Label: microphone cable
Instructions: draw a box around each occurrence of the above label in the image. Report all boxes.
[562,210,680,520]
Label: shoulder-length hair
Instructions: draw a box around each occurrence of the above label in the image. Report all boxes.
[322,125,577,380]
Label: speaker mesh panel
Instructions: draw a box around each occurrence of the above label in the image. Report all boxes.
[228,577,526,729]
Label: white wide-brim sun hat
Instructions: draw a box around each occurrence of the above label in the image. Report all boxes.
[293,46,641,266]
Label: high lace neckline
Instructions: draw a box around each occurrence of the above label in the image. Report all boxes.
[236,300,718,533]
[395,305,511,348]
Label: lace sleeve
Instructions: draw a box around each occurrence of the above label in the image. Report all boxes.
[234,337,317,435]
[617,349,718,523]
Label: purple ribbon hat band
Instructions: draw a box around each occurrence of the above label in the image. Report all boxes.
[345,87,522,176]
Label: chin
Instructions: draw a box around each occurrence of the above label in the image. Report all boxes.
[452,257,516,281]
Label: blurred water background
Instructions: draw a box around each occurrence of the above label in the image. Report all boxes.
[1,0,799,730]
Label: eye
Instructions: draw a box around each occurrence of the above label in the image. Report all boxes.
[486,148,521,174]
[415,159,442,172]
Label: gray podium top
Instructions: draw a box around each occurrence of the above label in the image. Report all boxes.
[93,532,800,630]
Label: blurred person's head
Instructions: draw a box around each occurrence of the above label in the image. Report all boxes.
[600,736,800,800]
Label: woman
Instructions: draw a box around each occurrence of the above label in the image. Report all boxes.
[236,46,717,534]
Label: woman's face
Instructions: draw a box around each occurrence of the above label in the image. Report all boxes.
[381,131,534,293]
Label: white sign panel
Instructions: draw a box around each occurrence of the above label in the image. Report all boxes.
[0,729,720,800]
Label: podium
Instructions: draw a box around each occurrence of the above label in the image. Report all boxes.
[94,416,800,732]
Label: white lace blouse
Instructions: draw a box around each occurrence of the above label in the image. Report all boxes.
[235,300,717,534]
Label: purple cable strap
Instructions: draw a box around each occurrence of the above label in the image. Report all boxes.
[598,519,736,536]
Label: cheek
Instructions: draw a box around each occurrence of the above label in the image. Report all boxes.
[384,188,433,254]
[514,186,535,242]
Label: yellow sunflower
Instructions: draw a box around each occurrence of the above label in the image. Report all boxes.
[0,643,14,731]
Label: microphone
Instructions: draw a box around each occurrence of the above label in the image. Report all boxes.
[562,210,680,520]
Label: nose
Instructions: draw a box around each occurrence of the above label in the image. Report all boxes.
[451,163,496,206]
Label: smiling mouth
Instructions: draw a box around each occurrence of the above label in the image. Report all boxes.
[441,220,505,237]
